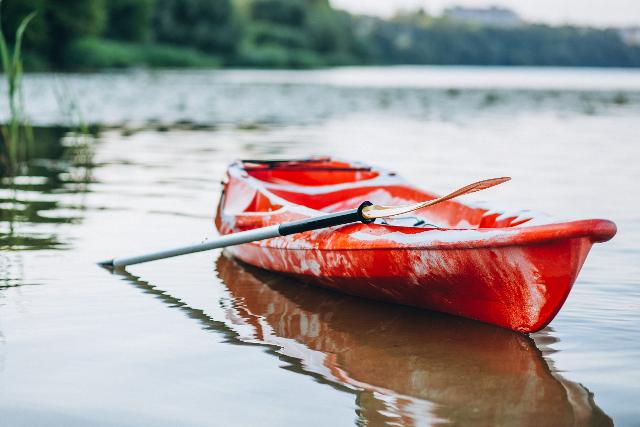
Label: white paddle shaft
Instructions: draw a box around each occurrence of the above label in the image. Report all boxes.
[108,225,280,267]
[100,177,509,269]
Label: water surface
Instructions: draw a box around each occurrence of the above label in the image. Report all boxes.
[1,67,639,426]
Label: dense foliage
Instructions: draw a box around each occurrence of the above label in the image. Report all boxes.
[364,18,640,67]
[1,0,639,70]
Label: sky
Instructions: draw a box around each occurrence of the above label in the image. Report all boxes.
[330,0,640,27]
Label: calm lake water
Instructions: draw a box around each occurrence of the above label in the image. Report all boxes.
[1,66,639,426]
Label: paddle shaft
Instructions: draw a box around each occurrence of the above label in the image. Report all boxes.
[100,202,373,268]
[100,176,510,269]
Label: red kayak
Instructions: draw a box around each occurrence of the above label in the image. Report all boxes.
[215,158,616,333]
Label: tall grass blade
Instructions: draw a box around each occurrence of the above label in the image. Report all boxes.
[12,12,35,71]
[0,5,36,175]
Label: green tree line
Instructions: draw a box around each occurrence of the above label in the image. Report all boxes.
[1,0,639,70]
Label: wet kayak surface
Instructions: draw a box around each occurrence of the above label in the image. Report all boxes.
[1,67,639,426]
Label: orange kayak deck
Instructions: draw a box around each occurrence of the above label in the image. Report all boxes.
[215,158,616,333]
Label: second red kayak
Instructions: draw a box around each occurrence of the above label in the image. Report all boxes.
[215,158,616,333]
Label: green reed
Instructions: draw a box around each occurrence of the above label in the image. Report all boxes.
[0,6,36,176]
[1,5,35,247]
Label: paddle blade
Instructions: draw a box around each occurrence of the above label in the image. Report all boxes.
[444,177,511,199]
[361,177,510,219]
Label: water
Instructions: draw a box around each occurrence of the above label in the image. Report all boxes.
[1,66,639,426]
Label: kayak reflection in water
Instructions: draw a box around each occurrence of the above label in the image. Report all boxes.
[216,254,612,426]
[117,254,613,426]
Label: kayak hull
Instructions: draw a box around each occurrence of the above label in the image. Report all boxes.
[216,158,616,333]
[227,235,591,333]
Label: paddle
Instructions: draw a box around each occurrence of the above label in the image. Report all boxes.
[99,177,509,268]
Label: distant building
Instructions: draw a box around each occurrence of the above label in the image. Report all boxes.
[443,6,522,27]
[619,27,640,46]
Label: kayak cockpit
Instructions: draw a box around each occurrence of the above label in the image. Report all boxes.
[243,158,380,186]
[237,158,535,230]
[272,186,533,229]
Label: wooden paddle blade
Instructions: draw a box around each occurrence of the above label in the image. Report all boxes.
[435,177,511,202]
[361,177,510,219]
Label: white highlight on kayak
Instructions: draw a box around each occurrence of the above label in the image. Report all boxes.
[349,229,512,245]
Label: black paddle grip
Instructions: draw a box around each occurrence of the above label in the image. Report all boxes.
[278,201,374,236]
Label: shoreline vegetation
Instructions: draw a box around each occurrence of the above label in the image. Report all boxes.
[0,9,34,176]
[0,0,639,71]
